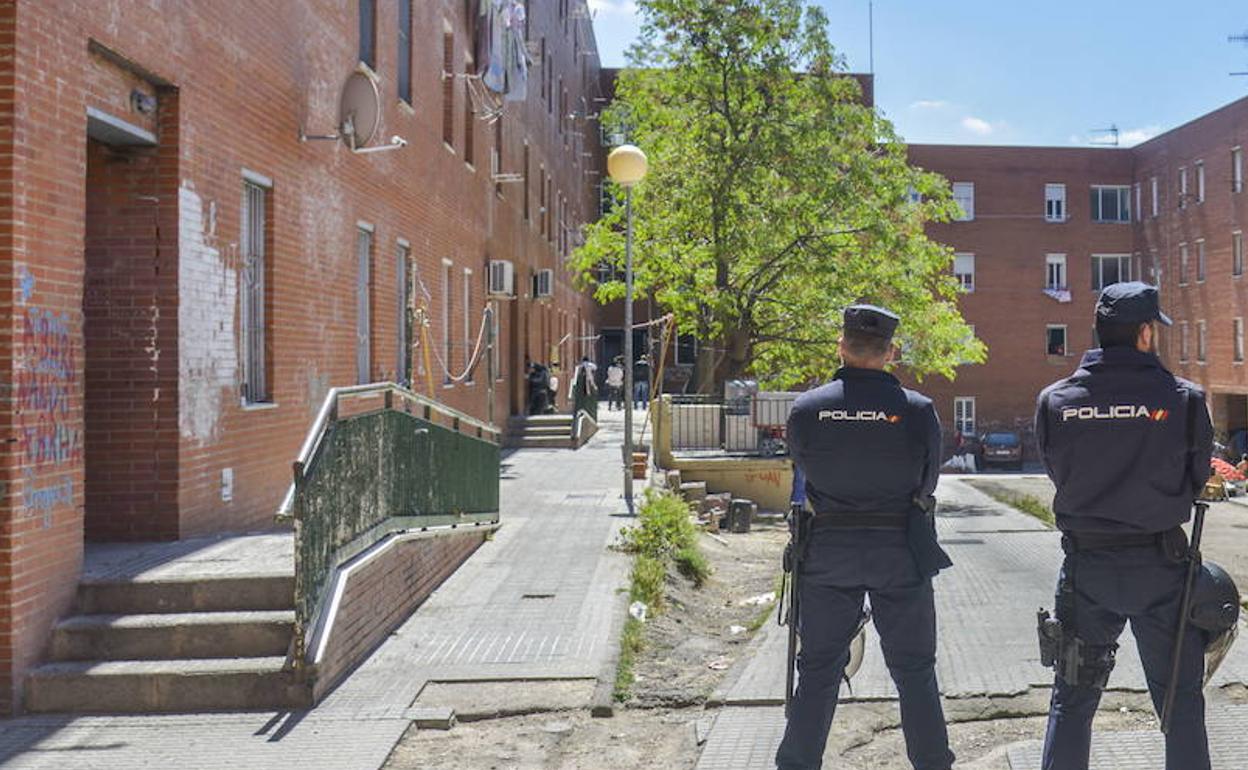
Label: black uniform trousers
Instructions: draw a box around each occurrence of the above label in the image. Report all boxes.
[1042,543,1209,770]
[775,527,955,770]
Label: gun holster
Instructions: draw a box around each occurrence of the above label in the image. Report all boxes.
[1037,572,1117,690]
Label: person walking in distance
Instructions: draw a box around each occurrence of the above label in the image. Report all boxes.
[606,356,625,411]
[1035,282,1214,770]
[776,304,955,770]
[633,354,651,410]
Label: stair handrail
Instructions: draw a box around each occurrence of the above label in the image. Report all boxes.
[277,381,500,519]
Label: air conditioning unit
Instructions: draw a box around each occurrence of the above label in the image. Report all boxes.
[488,260,515,297]
[533,269,554,299]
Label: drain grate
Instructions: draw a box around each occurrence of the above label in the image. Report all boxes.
[522,593,556,599]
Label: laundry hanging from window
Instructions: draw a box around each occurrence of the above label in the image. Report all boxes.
[476,0,529,101]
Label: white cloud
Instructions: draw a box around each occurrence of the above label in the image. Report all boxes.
[588,0,638,16]
[910,99,949,110]
[1119,126,1161,146]
[961,116,995,136]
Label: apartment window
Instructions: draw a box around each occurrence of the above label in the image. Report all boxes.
[523,144,531,221]
[1045,253,1067,291]
[1179,167,1188,209]
[463,60,475,167]
[954,397,976,437]
[1090,185,1130,223]
[952,182,974,221]
[540,39,547,102]
[397,0,412,104]
[1180,321,1190,362]
[1151,175,1159,217]
[1046,325,1068,357]
[359,0,376,70]
[1234,147,1244,193]
[241,178,271,404]
[1196,239,1206,282]
[397,242,411,383]
[1134,182,1141,222]
[546,176,554,243]
[546,56,554,116]
[493,117,504,197]
[1179,243,1189,285]
[1044,184,1066,222]
[441,33,455,147]
[442,260,453,384]
[491,303,501,378]
[1234,231,1243,277]
[356,225,374,384]
[1196,161,1206,203]
[1237,318,1245,363]
[463,269,474,383]
[558,78,566,135]
[1198,320,1207,363]
[539,166,547,236]
[953,253,975,292]
[1091,254,1132,290]
[675,335,698,365]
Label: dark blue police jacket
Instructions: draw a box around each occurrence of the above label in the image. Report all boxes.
[1036,347,1213,534]
[788,368,950,576]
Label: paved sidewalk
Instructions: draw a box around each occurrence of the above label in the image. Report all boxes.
[0,413,633,770]
[695,478,1248,770]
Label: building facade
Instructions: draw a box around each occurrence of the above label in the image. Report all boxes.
[909,95,1248,453]
[1,0,604,715]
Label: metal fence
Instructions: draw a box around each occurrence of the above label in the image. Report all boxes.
[281,383,500,665]
[668,392,798,456]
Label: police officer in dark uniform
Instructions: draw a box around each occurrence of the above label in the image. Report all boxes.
[1035,282,1213,770]
[776,304,955,770]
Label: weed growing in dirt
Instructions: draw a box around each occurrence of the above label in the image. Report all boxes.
[994,491,1054,526]
[620,489,702,559]
[631,554,667,609]
[614,616,644,702]
[674,545,710,587]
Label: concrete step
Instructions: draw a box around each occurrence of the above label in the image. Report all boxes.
[78,575,294,615]
[25,657,311,713]
[510,436,575,449]
[519,425,574,437]
[49,611,294,662]
[510,415,574,426]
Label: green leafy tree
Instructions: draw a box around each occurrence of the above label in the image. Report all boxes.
[571,0,985,390]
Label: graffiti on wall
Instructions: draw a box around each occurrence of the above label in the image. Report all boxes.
[15,266,81,525]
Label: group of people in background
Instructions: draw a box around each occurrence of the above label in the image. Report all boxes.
[603,354,650,411]
[527,353,655,415]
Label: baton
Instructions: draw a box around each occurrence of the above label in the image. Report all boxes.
[1160,501,1206,734]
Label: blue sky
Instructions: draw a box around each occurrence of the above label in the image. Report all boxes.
[588,0,1248,147]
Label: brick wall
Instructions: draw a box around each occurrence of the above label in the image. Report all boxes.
[0,0,604,714]
[310,529,488,702]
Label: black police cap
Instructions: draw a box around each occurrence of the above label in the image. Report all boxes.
[843,304,900,339]
[1095,282,1172,327]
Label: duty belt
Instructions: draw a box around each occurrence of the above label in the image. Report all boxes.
[812,512,909,530]
[1062,527,1180,552]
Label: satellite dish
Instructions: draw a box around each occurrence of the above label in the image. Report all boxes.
[339,66,380,151]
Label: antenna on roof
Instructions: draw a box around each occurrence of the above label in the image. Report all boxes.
[1088,125,1120,147]
[1231,31,1248,77]
[868,1,875,75]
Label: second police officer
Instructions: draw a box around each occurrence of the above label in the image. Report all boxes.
[777,304,956,770]
[1035,282,1213,769]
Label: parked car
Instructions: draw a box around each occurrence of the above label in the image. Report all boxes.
[978,431,1023,470]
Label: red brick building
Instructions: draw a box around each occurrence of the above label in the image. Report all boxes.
[910,95,1248,452]
[0,0,604,714]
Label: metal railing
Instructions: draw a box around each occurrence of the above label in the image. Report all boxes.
[669,392,797,456]
[280,382,501,666]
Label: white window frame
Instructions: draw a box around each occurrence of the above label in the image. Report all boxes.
[1134,182,1141,222]
[463,268,474,383]
[1091,253,1133,290]
[953,253,975,293]
[1234,147,1244,194]
[1196,239,1206,283]
[441,258,453,385]
[1196,161,1206,204]
[356,224,374,385]
[1197,320,1207,363]
[1151,175,1159,217]
[1046,324,1068,357]
[1045,183,1066,222]
[952,182,975,221]
[1091,185,1131,223]
[1179,166,1188,209]
[1045,253,1067,291]
[1234,231,1243,278]
[1179,243,1189,286]
[1236,318,1245,363]
[954,397,976,437]
[1180,321,1190,362]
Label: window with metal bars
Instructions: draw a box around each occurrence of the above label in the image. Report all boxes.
[463,60,475,167]
[359,0,376,70]
[241,180,271,403]
[442,33,455,147]
[397,0,412,104]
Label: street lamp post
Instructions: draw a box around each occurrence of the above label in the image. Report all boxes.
[607,144,648,514]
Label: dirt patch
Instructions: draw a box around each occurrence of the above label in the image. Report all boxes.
[627,523,789,708]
